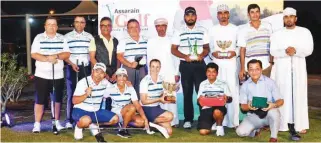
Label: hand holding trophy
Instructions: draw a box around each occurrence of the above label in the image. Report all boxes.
[162,75,178,103]
[216,40,232,59]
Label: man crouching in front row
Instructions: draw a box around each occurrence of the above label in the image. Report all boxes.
[197,63,232,136]
[72,63,119,142]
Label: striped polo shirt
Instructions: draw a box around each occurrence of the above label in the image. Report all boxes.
[237,21,273,70]
[117,34,148,63]
[73,76,111,112]
[140,74,164,107]
[31,32,70,79]
[103,84,138,109]
[172,24,209,61]
[197,79,231,109]
[65,30,93,66]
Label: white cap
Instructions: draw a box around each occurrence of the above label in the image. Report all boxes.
[283,7,296,16]
[217,4,229,12]
[154,18,168,25]
[115,68,128,76]
[93,63,106,72]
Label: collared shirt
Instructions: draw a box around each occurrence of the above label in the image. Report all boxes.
[65,30,93,66]
[73,76,111,112]
[171,23,209,61]
[239,75,282,104]
[117,34,148,63]
[89,34,114,65]
[140,74,164,107]
[103,84,138,109]
[237,21,273,70]
[197,79,231,109]
[31,32,70,79]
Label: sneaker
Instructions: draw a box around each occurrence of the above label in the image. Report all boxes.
[249,129,261,137]
[183,121,192,129]
[65,122,73,129]
[74,125,83,140]
[55,120,65,131]
[124,129,132,138]
[32,122,41,133]
[216,126,225,136]
[95,132,106,143]
[211,123,217,130]
[149,122,170,139]
[117,129,130,138]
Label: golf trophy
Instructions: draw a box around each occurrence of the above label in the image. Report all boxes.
[199,93,226,107]
[162,81,177,103]
[216,40,232,58]
[188,37,198,60]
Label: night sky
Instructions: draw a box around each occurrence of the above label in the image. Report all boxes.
[1,1,320,73]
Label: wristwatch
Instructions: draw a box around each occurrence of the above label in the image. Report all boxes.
[269,61,274,65]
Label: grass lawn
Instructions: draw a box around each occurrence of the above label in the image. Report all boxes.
[1,109,321,142]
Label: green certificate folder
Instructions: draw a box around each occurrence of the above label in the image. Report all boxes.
[252,97,268,108]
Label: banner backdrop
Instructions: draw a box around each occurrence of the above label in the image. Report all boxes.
[99,0,284,120]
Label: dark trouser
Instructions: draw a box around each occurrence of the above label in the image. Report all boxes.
[123,65,147,98]
[66,65,90,123]
[180,60,207,122]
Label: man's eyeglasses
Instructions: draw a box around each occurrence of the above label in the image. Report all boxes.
[74,21,86,24]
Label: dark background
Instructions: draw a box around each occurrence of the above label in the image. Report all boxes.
[1,1,320,74]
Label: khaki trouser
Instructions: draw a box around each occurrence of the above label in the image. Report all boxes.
[262,65,272,77]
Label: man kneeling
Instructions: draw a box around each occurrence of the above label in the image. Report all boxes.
[104,68,149,138]
[236,59,284,142]
[72,63,119,142]
[140,59,174,138]
[197,63,232,136]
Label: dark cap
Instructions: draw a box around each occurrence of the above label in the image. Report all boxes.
[185,7,196,15]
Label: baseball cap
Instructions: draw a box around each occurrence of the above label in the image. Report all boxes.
[115,68,128,76]
[93,63,106,72]
[185,6,196,15]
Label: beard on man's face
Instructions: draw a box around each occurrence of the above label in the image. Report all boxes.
[285,21,295,27]
[185,19,196,26]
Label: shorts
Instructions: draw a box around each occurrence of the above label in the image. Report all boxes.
[72,108,116,123]
[142,105,166,122]
[111,107,123,122]
[34,76,64,105]
[197,106,227,130]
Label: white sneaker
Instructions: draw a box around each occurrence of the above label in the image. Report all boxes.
[149,122,170,139]
[65,122,73,129]
[55,120,65,131]
[32,122,41,133]
[74,125,83,140]
[216,126,225,136]
[211,123,217,130]
[183,121,192,129]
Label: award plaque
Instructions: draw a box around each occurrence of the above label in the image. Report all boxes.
[162,81,177,102]
[252,96,268,108]
[216,40,232,58]
[188,37,198,60]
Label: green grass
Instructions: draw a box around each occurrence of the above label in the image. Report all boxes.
[2,109,321,142]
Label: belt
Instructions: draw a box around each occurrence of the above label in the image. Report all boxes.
[180,60,204,64]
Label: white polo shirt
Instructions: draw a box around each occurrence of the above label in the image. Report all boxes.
[65,30,93,66]
[171,23,209,61]
[31,32,70,79]
[103,84,138,110]
[197,79,231,109]
[117,34,148,63]
[140,74,164,107]
[73,76,111,112]
[237,21,273,70]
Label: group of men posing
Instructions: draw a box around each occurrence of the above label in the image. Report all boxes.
[30,3,313,142]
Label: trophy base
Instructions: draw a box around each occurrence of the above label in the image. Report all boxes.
[218,52,229,58]
[164,96,176,103]
[189,55,198,60]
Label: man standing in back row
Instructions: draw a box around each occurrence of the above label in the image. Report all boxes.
[270,7,313,140]
[171,7,209,129]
